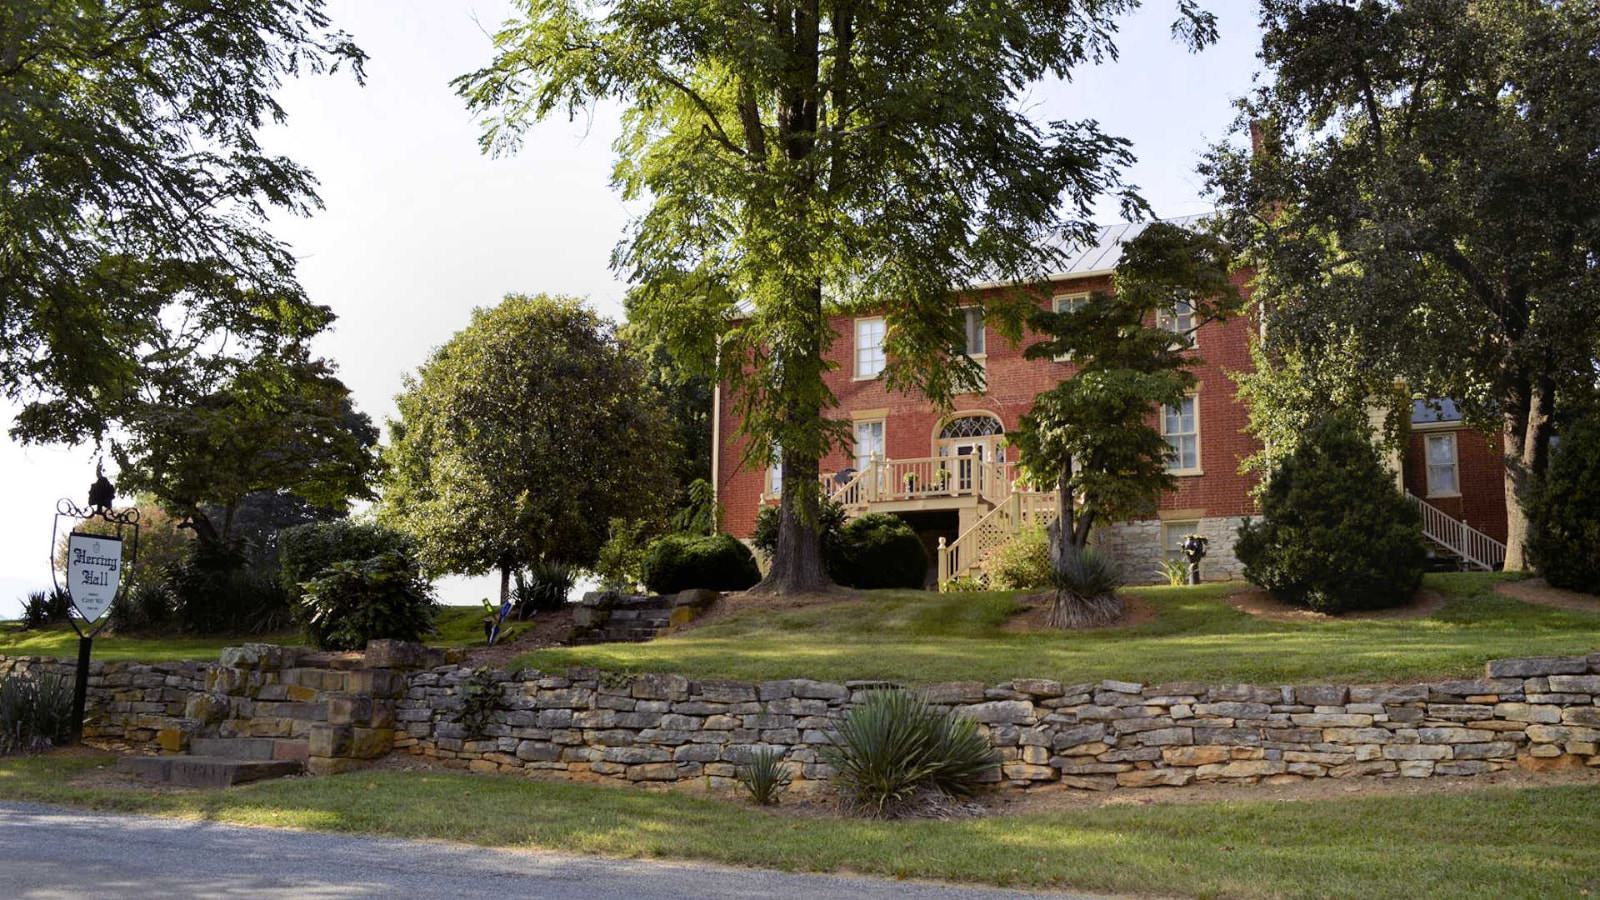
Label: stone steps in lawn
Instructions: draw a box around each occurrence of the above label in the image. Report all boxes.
[189,737,309,762]
[115,755,303,789]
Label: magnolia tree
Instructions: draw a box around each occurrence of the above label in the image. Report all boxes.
[1204,0,1600,569]
[455,0,1219,593]
[380,294,677,605]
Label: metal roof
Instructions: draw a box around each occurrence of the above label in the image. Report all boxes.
[1028,212,1212,283]
[1412,398,1464,424]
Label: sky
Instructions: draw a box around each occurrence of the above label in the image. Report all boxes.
[0,0,1264,617]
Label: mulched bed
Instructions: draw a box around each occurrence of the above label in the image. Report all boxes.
[1225,588,1445,622]
[1493,578,1600,614]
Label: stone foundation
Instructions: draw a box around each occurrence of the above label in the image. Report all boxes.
[8,647,1599,793]
[1094,515,1247,584]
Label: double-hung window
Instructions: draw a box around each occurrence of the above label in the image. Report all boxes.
[854,419,885,469]
[768,443,783,496]
[1162,397,1200,474]
[959,307,985,358]
[1425,433,1459,497]
[854,318,886,379]
[1158,297,1197,346]
[1051,293,1088,361]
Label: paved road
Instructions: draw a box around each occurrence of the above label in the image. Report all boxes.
[1,801,1094,899]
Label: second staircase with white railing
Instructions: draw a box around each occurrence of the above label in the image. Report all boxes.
[1404,492,1506,571]
[935,490,1059,584]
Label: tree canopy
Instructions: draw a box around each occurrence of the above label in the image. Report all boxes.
[1204,0,1600,568]
[113,352,380,553]
[0,0,364,442]
[456,0,1217,592]
[380,294,678,602]
[1013,221,1239,558]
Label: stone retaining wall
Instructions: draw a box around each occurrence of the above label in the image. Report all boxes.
[397,652,1600,791]
[8,648,1600,792]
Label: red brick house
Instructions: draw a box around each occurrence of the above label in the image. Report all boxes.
[712,219,1509,585]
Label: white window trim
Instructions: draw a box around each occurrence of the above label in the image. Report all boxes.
[1051,292,1089,362]
[958,307,986,360]
[853,317,886,381]
[1157,297,1199,349]
[1161,394,1202,476]
[1424,432,1461,499]
[853,418,886,469]
[1161,520,1202,562]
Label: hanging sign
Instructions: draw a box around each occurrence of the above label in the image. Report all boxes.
[66,532,122,622]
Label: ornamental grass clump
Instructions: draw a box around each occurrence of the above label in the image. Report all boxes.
[0,669,75,755]
[735,747,792,806]
[823,690,994,817]
[1047,545,1124,628]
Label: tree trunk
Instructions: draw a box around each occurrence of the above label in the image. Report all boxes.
[1050,469,1072,565]
[754,448,834,594]
[1501,383,1551,572]
[499,564,512,609]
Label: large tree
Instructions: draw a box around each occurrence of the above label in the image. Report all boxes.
[1204,0,1600,569]
[455,0,1217,593]
[380,294,678,605]
[0,0,364,443]
[113,351,380,554]
[1013,222,1239,561]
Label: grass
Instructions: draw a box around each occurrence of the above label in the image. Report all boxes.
[0,752,1595,898]
[0,605,496,662]
[515,572,1600,686]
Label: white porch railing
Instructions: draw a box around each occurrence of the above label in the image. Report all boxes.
[821,455,1017,507]
[1405,492,1505,571]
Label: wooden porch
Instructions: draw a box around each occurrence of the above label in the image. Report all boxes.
[760,455,1062,585]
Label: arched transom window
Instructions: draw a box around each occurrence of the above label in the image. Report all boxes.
[938,414,1004,439]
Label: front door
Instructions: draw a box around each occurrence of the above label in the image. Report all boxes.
[948,442,984,494]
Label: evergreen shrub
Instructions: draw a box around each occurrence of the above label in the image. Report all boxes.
[641,533,760,594]
[1235,414,1426,613]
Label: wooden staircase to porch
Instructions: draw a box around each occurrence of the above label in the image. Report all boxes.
[817,455,1057,586]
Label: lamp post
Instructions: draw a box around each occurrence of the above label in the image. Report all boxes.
[51,463,140,743]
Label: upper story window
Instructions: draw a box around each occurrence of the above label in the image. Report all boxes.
[959,307,985,358]
[1162,396,1200,474]
[768,442,783,496]
[1051,293,1088,361]
[1157,297,1197,346]
[1425,433,1459,497]
[854,419,885,468]
[854,317,885,379]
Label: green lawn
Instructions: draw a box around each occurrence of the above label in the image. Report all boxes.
[516,572,1600,686]
[1,753,1594,898]
[0,605,494,662]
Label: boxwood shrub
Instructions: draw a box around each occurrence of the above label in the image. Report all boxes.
[641,533,761,594]
[831,513,929,589]
[1234,413,1426,613]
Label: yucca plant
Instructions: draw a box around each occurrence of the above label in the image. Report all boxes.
[1047,545,1124,628]
[1157,556,1190,588]
[823,690,995,817]
[735,746,792,806]
[0,669,75,755]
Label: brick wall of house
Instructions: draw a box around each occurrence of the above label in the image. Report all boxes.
[1403,426,1509,543]
[716,271,1264,550]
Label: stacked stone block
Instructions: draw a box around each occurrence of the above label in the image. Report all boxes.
[7,647,1599,792]
[398,653,1600,791]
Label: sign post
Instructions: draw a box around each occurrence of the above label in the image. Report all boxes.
[51,465,139,744]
